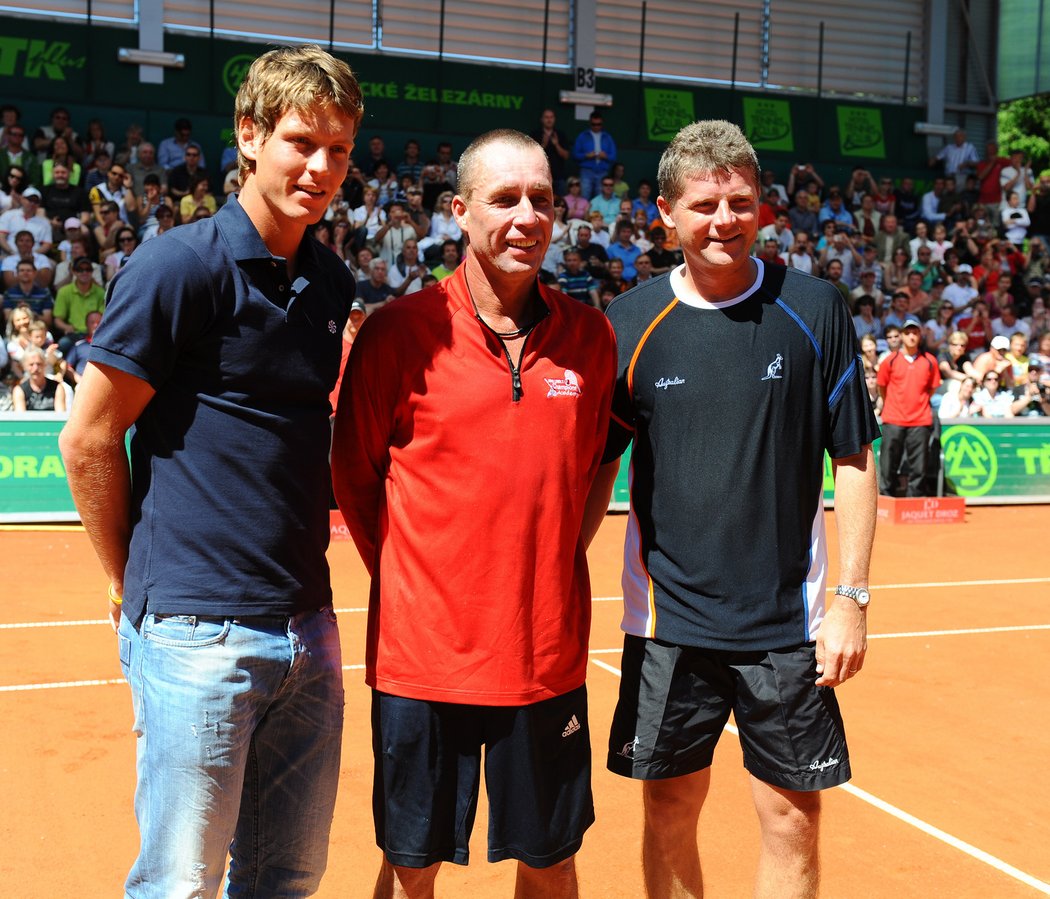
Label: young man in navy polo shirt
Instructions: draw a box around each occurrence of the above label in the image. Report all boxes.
[59,46,363,898]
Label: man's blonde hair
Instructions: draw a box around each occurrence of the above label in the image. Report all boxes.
[234,45,364,182]
[658,120,761,207]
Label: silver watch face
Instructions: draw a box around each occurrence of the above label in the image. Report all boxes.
[855,589,870,607]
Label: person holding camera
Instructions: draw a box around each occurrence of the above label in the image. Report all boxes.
[1010,363,1050,416]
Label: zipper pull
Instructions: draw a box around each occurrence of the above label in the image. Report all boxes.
[512,368,523,402]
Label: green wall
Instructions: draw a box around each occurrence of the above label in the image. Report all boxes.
[2,15,931,186]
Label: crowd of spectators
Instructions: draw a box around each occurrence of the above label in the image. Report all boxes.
[765,129,1050,422]
[4,103,1050,425]
[0,105,230,411]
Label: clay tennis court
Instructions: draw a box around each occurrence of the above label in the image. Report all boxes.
[2,505,1047,897]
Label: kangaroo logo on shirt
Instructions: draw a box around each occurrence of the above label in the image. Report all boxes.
[545,369,582,398]
[761,353,784,381]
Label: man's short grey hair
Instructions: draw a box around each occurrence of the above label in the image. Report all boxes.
[22,346,46,364]
[456,129,549,201]
[658,120,761,207]
[369,257,387,274]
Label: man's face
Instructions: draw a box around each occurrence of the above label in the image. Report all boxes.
[902,177,914,192]
[933,178,945,194]
[442,243,459,267]
[24,354,45,378]
[882,215,897,233]
[51,110,70,131]
[826,261,842,282]
[238,103,356,229]
[892,294,908,313]
[828,193,842,210]
[15,232,33,256]
[74,263,94,285]
[5,126,23,151]
[638,183,651,200]
[369,137,383,157]
[541,110,555,130]
[451,142,553,282]
[1011,334,1027,355]
[795,190,808,208]
[902,326,921,351]
[886,330,902,350]
[908,272,924,290]
[954,130,966,146]
[139,144,155,165]
[563,251,582,274]
[608,259,624,279]
[576,226,591,247]
[617,225,633,246]
[775,214,789,232]
[405,141,419,161]
[600,178,614,198]
[183,147,201,169]
[389,204,405,224]
[402,240,418,264]
[370,260,387,285]
[635,255,652,278]
[657,167,759,276]
[589,116,603,133]
[108,165,126,189]
[52,164,69,186]
[22,195,40,217]
[16,263,34,286]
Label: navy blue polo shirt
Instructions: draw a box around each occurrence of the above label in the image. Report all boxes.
[90,196,355,625]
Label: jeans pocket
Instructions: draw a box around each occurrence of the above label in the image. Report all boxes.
[142,613,232,648]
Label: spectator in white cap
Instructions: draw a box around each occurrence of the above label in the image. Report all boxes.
[943,262,978,312]
[972,334,1015,385]
[0,186,53,254]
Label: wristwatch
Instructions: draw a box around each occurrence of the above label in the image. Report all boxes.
[835,585,871,608]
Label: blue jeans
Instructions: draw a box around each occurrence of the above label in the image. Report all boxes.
[579,168,607,200]
[117,606,344,898]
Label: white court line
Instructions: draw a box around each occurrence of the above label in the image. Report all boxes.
[589,657,1050,896]
[0,677,125,692]
[3,577,1049,631]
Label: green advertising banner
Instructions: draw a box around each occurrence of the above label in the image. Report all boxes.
[0,414,76,522]
[836,105,886,159]
[2,417,1049,523]
[612,420,1050,511]
[743,97,794,152]
[643,88,695,142]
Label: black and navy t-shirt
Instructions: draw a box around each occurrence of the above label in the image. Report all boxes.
[604,260,880,651]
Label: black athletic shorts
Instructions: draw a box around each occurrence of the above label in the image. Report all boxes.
[371,686,594,868]
[607,635,851,791]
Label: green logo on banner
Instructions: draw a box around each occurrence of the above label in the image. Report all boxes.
[644,89,695,142]
[942,425,998,496]
[222,54,255,97]
[743,97,794,151]
[0,37,85,81]
[836,106,886,158]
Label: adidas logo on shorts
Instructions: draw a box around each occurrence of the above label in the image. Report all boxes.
[562,715,581,737]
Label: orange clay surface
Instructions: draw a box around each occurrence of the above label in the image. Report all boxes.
[1,506,1048,898]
